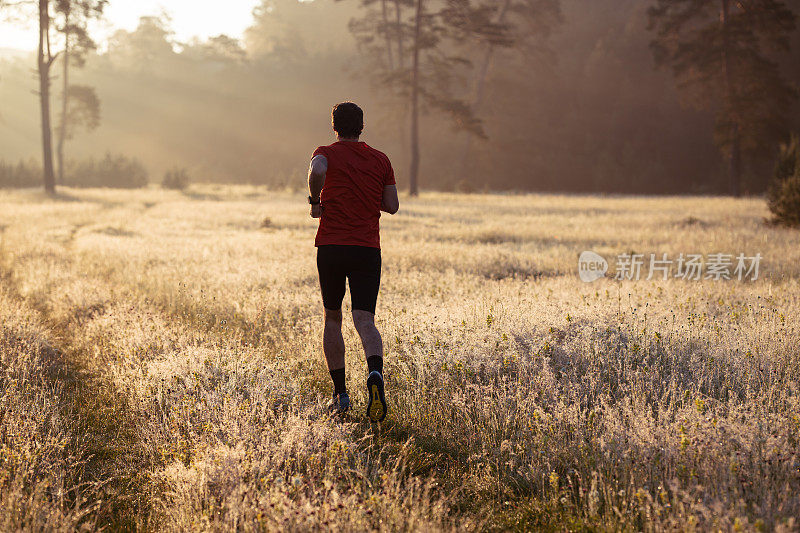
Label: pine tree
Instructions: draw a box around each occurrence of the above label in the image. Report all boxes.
[349,0,511,195]
[456,0,561,182]
[54,0,106,184]
[1,0,104,193]
[648,0,797,196]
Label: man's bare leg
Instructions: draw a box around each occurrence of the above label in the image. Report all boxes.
[352,309,383,364]
[323,308,345,371]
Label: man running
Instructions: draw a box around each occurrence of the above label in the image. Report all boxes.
[307,102,399,422]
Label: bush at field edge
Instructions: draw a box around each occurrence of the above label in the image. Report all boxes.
[162,168,191,190]
[767,134,800,227]
[0,154,149,189]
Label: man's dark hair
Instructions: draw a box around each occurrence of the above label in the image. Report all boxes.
[332,102,364,139]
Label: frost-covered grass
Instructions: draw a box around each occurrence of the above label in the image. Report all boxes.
[0,185,798,531]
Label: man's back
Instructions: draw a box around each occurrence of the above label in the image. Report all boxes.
[312,141,395,249]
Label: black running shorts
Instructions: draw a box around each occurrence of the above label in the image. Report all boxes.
[317,245,382,314]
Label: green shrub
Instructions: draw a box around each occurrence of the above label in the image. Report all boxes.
[162,168,190,190]
[767,135,800,227]
[0,159,42,188]
[767,174,800,226]
[65,153,149,188]
[774,134,798,182]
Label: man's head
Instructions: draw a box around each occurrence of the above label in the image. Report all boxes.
[332,102,364,140]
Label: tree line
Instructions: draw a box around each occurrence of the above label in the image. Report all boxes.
[349,0,797,196]
[0,0,798,196]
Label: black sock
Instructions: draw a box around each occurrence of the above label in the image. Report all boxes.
[367,355,383,375]
[330,368,347,395]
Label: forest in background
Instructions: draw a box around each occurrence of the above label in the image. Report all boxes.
[1,0,799,194]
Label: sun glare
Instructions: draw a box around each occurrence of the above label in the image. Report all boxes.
[0,0,260,51]
[0,22,37,51]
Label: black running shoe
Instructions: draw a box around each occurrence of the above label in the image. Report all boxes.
[327,392,350,415]
[366,371,386,422]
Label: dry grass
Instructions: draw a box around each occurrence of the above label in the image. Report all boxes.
[0,185,798,531]
[0,287,97,531]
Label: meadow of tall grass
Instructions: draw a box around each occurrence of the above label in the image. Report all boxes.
[0,186,798,531]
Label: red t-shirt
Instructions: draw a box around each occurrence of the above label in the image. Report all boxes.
[312,141,395,249]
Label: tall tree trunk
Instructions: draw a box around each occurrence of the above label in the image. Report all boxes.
[57,8,70,186]
[38,0,56,195]
[456,0,512,182]
[393,0,404,69]
[394,0,407,181]
[381,0,394,70]
[721,0,741,197]
[730,124,742,196]
[409,0,422,196]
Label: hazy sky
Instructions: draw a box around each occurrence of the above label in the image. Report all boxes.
[0,0,261,50]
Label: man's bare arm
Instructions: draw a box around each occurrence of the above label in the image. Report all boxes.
[308,154,328,200]
[381,184,399,214]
